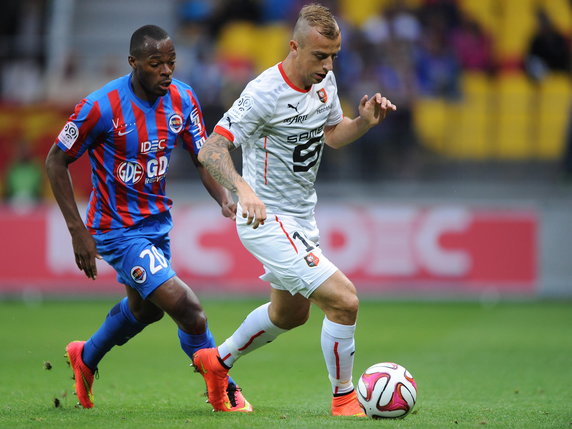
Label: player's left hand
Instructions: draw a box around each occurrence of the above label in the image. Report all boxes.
[359,93,397,126]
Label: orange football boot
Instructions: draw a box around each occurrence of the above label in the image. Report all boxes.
[331,390,367,417]
[193,348,232,411]
[65,341,95,408]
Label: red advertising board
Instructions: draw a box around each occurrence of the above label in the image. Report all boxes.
[0,203,537,296]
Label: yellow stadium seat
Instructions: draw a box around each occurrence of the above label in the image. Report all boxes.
[462,71,491,95]
[339,0,385,26]
[414,98,449,154]
[493,73,535,159]
[216,21,259,63]
[458,0,498,34]
[447,72,494,159]
[254,24,290,72]
[538,0,572,35]
[537,74,572,159]
[495,0,536,60]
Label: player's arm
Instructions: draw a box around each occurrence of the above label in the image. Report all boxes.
[45,145,101,279]
[197,132,266,229]
[189,150,237,220]
[324,93,397,149]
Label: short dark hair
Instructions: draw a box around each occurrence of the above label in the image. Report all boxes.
[129,25,170,56]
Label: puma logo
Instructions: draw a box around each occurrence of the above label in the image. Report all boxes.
[287,103,299,113]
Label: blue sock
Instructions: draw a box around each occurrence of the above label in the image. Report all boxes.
[178,325,237,387]
[82,297,147,370]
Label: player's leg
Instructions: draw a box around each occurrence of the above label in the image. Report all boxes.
[66,288,159,408]
[193,288,307,410]
[218,288,309,367]
[148,275,252,412]
[146,277,211,366]
[309,270,365,416]
[82,287,163,369]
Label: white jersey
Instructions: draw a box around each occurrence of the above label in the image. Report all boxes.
[214,63,343,217]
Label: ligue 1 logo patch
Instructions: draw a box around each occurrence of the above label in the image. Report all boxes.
[168,114,183,133]
[131,266,147,284]
[304,252,320,268]
[317,88,328,103]
[58,122,79,149]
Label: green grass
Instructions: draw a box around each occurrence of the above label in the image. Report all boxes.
[0,299,570,428]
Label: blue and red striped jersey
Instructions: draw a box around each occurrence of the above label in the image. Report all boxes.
[55,74,207,233]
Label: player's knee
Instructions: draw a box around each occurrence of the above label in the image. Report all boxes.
[271,307,309,330]
[328,289,359,324]
[172,296,207,334]
[132,306,165,324]
[340,278,359,314]
[285,311,309,329]
[343,293,360,317]
[179,309,207,334]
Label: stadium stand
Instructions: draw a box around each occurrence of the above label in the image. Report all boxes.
[0,0,571,192]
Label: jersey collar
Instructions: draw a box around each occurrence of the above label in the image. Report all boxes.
[127,73,163,110]
[278,62,311,93]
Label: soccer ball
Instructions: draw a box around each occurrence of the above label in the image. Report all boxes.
[356,362,417,419]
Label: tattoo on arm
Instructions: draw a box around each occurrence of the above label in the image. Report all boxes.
[199,134,242,193]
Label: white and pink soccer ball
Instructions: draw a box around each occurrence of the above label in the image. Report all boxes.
[357,362,417,419]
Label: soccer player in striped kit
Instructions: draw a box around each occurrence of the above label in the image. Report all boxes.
[192,4,396,416]
[45,25,251,412]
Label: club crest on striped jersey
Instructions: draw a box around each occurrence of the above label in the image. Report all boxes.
[130,266,147,283]
[168,114,184,133]
[304,252,320,267]
[317,88,328,103]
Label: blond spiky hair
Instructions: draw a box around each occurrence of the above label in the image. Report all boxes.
[293,3,340,42]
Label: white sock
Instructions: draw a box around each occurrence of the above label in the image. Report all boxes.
[321,317,356,395]
[218,303,287,367]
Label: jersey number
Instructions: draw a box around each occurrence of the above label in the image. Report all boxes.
[293,231,315,252]
[292,136,322,172]
[139,246,168,274]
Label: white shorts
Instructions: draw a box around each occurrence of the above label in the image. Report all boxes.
[236,211,338,298]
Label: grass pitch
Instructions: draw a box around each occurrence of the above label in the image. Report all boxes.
[0,298,570,428]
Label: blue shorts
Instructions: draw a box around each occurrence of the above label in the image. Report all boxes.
[93,212,177,299]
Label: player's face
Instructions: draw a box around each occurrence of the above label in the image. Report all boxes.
[293,28,341,89]
[129,37,176,102]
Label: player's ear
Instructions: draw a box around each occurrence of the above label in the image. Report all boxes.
[128,55,136,70]
[289,39,299,56]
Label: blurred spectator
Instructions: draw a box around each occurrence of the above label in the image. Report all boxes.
[362,0,421,45]
[418,0,461,34]
[563,104,572,179]
[178,0,215,23]
[207,0,262,37]
[525,8,571,81]
[0,0,47,103]
[260,0,297,23]
[0,0,22,97]
[415,27,461,99]
[335,1,422,180]
[451,13,494,73]
[4,143,42,207]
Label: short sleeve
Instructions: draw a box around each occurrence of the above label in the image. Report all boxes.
[55,98,104,159]
[214,86,274,148]
[180,88,207,154]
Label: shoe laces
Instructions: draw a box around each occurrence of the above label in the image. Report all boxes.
[226,384,242,408]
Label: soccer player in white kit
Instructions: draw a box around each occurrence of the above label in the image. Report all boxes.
[193,3,396,416]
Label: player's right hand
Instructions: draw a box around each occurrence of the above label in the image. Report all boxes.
[236,182,266,229]
[71,228,102,280]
